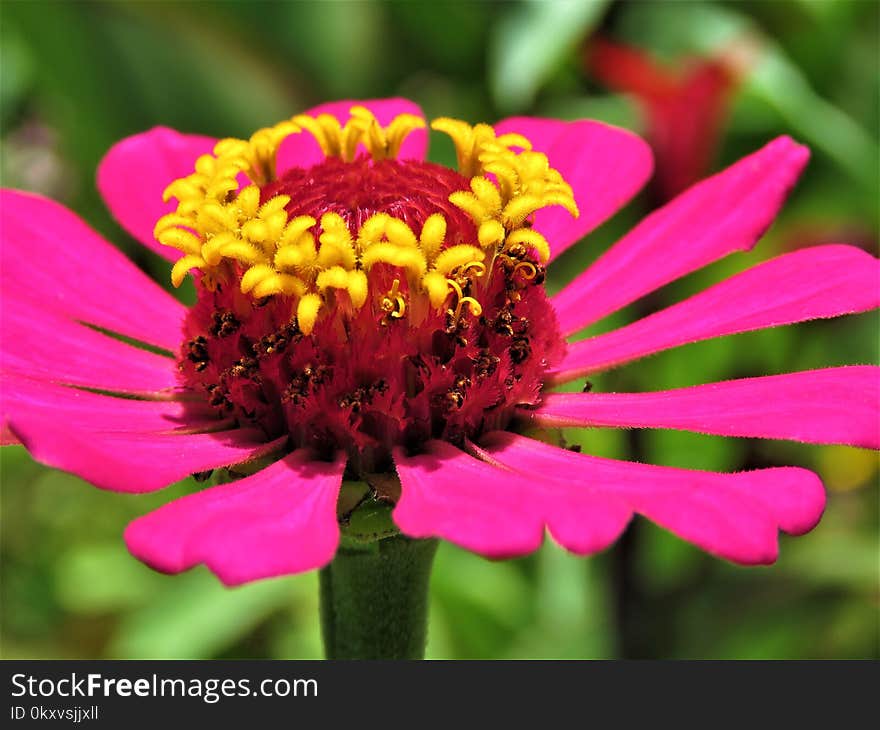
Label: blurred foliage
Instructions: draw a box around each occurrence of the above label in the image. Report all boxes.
[1,0,877,659]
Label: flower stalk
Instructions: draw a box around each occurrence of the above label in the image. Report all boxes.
[319,534,438,660]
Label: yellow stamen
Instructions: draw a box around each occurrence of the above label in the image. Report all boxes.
[345,269,369,309]
[433,118,578,266]
[156,108,578,331]
[171,255,206,288]
[418,214,447,259]
[295,106,425,163]
[297,293,322,336]
[316,267,368,308]
[513,261,538,280]
[504,228,551,264]
[422,270,452,309]
[252,273,307,299]
[433,245,485,277]
[361,243,427,278]
[380,279,407,319]
[240,264,276,294]
[446,279,482,323]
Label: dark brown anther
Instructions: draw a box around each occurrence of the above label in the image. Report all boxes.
[281,373,310,405]
[446,389,464,410]
[309,364,330,385]
[282,363,331,406]
[256,322,301,358]
[582,380,593,393]
[209,310,240,338]
[493,308,516,337]
[206,384,232,411]
[339,387,368,413]
[186,336,210,372]
[227,357,259,379]
[432,388,465,414]
[472,348,500,379]
[509,336,531,364]
[340,379,387,413]
[192,470,214,482]
[444,312,466,337]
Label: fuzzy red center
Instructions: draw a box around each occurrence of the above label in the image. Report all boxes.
[177,156,567,475]
[263,156,479,242]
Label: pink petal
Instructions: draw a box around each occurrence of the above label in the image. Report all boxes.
[1,375,222,436]
[531,367,880,449]
[277,98,427,174]
[7,409,286,493]
[97,127,217,260]
[551,136,809,336]
[552,244,880,382]
[0,190,185,352]
[480,432,825,564]
[494,117,653,262]
[393,441,631,559]
[1,301,179,395]
[125,450,345,585]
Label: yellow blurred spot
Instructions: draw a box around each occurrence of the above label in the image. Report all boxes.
[818,446,879,492]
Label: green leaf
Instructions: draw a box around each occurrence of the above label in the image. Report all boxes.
[745,48,880,204]
[490,0,610,113]
[110,570,301,659]
[55,544,162,614]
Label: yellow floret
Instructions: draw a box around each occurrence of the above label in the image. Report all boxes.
[156,108,579,334]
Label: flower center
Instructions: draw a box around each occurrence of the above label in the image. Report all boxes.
[158,108,577,474]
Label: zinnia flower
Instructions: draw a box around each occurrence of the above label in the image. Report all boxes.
[2,98,877,587]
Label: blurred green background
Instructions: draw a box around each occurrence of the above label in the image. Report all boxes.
[1,0,877,659]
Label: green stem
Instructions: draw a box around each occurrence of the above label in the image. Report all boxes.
[319,536,439,659]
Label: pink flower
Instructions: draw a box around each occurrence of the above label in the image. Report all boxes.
[2,98,877,586]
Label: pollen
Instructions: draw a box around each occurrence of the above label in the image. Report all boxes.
[163,107,576,471]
